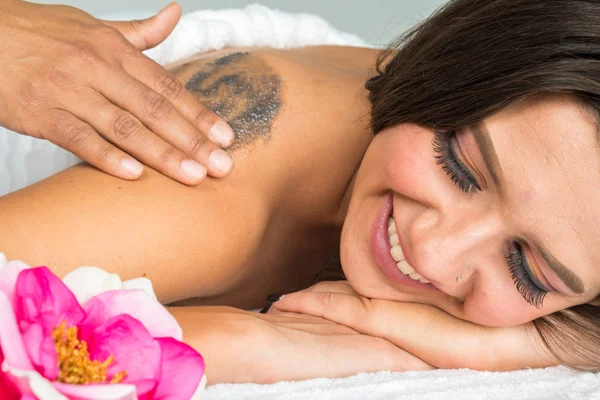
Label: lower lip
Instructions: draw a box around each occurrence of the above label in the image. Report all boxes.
[370,192,438,291]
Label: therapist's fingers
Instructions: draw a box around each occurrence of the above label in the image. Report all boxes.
[121,52,235,147]
[98,69,233,178]
[0,0,235,184]
[71,90,210,184]
[45,110,144,180]
[104,2,237,154]
[101,2,181,51]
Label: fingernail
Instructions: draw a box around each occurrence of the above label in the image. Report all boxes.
[209,122,235,147]
[266,294,284,303]
[181,159,207,181]
[208,149,233,174]
[121,158,143,178]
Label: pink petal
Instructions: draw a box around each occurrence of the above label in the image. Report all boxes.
[82,314,161,398]
[153,338,205,400]
[2,360,67,399]
[20,322,58,380]
[0,292,32,370]
[53,382,137,400]
[84,290,182,340]
[14,267,85,380]
[0,261,31,308]
[15,267,85,334]
[0,352,19,400]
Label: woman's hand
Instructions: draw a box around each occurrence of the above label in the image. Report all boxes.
[170,306,433,385]
[0,1,235,184]
[271,281,558,371]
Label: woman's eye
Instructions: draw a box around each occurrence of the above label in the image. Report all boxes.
[432,130,482,193]
[506,242,548,308]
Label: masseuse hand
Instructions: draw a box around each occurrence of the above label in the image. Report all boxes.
[0,0,234,184]
[272,281,558,371]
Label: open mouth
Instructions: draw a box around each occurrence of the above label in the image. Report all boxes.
[370,192,438,291]
[387,214,430,283]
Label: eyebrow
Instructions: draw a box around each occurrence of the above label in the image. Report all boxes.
[470,123,586,294]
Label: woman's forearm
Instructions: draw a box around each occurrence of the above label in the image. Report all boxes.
[168,306,273,384]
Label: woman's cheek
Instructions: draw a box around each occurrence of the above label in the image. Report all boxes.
[379,127,433,192]
[462,292,541,327]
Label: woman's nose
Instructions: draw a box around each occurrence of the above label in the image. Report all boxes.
[407,203,503,289]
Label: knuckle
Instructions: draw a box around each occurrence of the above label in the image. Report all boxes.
[155,74,183,98]
[95,144,113,163]
[66,41,98,67]
[187,135,209,155]
[15,84,45,116]
[321,292,335,308]
[45,66,76,89]
[111,113,139,141]
[62,123,93,147]
[193,106,211,125]
[93,24,129,50]
[158,146,177,164]
[142,92,172,122]
[94,24,120,40]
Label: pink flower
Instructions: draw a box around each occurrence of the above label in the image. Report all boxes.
[0,256,205,400]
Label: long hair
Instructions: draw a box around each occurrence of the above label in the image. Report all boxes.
[361,0,600,371]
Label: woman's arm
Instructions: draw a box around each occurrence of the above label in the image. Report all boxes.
[169,305,433,384]
[271,281,558,371]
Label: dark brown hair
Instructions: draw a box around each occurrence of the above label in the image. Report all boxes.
[363,0,600,371]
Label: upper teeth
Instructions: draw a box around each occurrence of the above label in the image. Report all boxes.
[388,217,430,284]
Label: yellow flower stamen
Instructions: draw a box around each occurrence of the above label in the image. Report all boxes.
[52,321,127,384]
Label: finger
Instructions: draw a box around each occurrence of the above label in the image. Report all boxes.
[71,91,209,185]
[119,48,236,149]
[272,290,485,369]
[304,281,359,296]
[273,290,371,328]
[46,110,144,180]
[98,68,233,178]
[101,2,181,50]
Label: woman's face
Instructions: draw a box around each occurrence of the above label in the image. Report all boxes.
[341,95,600,327]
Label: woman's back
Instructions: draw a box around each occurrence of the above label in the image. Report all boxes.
[0,45,379,309]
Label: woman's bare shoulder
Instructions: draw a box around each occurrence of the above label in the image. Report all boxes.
[166,45,377,195]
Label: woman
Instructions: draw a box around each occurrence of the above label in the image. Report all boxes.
[2,0,600,384]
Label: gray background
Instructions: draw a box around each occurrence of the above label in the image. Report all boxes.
[31,0,447,46]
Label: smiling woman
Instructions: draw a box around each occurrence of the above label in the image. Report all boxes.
[1,0,600,385]
[355,0,600,370]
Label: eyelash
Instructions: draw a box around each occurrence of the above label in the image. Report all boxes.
[432,129,481,193]
[432,130,548,308]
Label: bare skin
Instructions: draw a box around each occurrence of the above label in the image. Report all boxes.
[0,46,567,383]
[1,45,377,307]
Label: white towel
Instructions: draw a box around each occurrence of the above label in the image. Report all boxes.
[0,4,367,196]
[204,367,600,400]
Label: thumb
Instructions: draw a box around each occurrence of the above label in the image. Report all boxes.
[101,2,182,50]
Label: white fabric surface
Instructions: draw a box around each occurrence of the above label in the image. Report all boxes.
[0,4,367,196]
[2,4,600,399]
[205,368,600,400]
